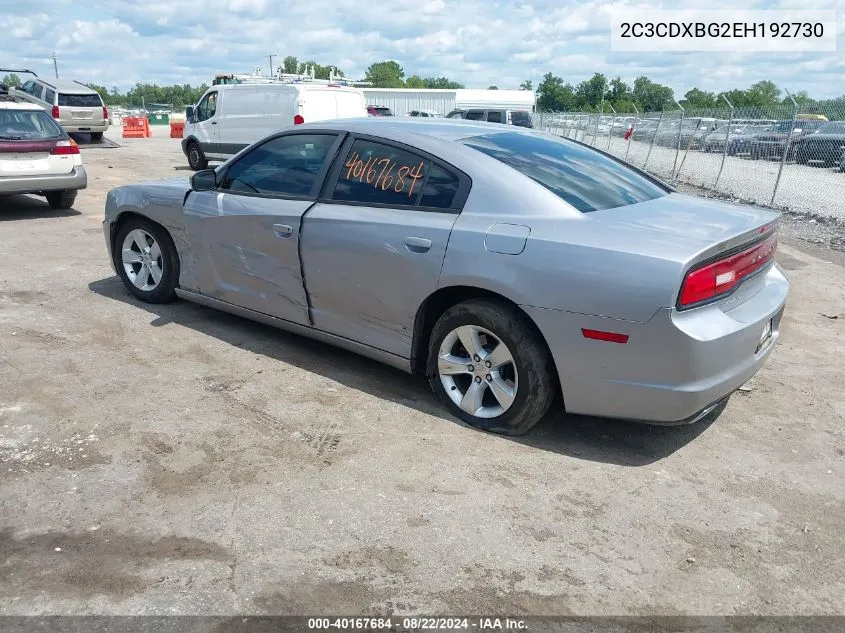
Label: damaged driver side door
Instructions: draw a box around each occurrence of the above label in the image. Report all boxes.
[183,131,343,326]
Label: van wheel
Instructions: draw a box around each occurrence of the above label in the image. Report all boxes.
[187,141,208,171]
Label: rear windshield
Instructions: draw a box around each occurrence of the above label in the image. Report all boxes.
[371,107,392,116]
[58,93,102,107]
[462,132,669,213]
[0,109,64,140]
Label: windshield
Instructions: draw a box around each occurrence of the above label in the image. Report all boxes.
[0,109,64,140]
[462,132,668,213]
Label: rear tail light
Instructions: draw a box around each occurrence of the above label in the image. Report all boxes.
[52,139,80,155]
[103,106,109,120]
[52,105,60,119]
[679,230,778,308]
[293,114,304,125]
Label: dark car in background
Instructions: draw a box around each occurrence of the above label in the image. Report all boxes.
[703,122,774,155]
[749,120,827,161]
[794,121,845,167]
[631,119,659,142]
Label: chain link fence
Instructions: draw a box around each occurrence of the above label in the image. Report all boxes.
[535,100,845,220]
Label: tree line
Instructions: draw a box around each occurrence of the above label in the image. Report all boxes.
[4,63,842,112]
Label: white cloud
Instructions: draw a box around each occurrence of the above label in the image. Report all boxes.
[0,0,842,100]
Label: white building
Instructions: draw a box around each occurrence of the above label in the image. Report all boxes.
[361,88,535,117]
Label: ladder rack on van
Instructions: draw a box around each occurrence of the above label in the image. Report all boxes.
[212,65,370,87]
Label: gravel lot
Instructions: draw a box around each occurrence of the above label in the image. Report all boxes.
[1,127,844,617]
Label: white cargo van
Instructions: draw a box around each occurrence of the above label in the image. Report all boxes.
[181,83,367,170]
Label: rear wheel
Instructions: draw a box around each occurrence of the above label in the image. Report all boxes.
[45,190,76,210]
[90,132,104,142]
[114,217,179,303]
[427,299,556,436]
[187,141,208,171]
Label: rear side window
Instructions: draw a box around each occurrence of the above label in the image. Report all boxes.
[220,134,337,197]
[465,111,485,121]
[0,110,64,139]
[44,88,56,105]
[58,93,102,107]
[333,139,428,206]
[486,111,503,124]
[510,111,532,127]
[463,132,668,213]
[419,165,460,208]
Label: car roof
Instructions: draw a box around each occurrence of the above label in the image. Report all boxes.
[299,117,517,143]
[0,100,43,111]
[35,79,99,94]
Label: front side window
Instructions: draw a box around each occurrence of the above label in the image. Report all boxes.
[220,134,337,197]
[465,110,485,121]
[20,80,36,95]
[463,132,668,213]
[58,93,102,107]
[196,92,217,122]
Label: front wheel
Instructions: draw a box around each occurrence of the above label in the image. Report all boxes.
[114,217,180,303]
[427,299,556,436]
[186,141,208,171]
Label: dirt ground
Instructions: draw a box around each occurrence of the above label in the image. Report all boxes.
[1,127,843,617]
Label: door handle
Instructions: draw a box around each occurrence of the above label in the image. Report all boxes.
[211,121,218,125]
[273,224,293,238]
[404,237,432,253]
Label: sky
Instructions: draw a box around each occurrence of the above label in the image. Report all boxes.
[1,0,843,99]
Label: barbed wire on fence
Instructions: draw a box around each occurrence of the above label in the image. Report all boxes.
[534,99,845,217]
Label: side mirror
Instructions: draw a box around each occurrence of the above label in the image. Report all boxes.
[191,169,217,192]
[185,106,195,122]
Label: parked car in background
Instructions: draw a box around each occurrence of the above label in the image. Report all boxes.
[631,119,659,142]
[793,121,845,167]
[406,109,441,118]
[367,105,393,117]
[0,87,87,209]
[102,118,787,436]
[610,117,636,137]
[749,120,827,161]
[446,108,533,128]
[5,70,109,141]
[702,122,773,155]
[840,147,845,172]
[181,82,367,170]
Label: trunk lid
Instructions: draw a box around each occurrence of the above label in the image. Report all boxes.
[589,192,779,266]
[0,139,74,177]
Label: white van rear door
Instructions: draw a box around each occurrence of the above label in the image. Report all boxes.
[299,88,366,124]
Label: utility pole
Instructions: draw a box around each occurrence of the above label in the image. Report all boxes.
[267,54,277,78]
[52,52,58,79]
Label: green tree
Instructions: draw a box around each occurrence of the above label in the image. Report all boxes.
[365,61,405,88]
[575,73,608,109]
[282,56,298,74]
[632,76,674,112]
[405,75,425,88]
[2,73,21,87]
[519,79,533,91]
[423,76,464,89]
[681,87,718,109]
[488,85,498,90]
[745,80,781,106]
[536,72,578,111]
[608,77,630,103]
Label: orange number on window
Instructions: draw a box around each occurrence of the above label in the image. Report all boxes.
[407,161,425,198]
[394,165,409,193]
[381,162,395,190]
[344,152,359,179]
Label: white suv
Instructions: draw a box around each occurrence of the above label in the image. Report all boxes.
[0,87,87,209]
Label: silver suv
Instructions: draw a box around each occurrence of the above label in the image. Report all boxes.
[446,108,533,128]
[6,70,109,140]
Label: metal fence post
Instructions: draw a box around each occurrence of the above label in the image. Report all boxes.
[625,104,638,163]
[714,95,735,190]
[644,110,662,170]
[771,89,798,207]
[672,99,685,178]
[606,103,616,152]
[565,112,575,139]
[675,116,701,179]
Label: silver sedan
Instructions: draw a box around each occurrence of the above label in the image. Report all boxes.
[103,118,789,435]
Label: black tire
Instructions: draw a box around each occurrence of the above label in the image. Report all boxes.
[90,132,104,142]
[45,190,76,210]
[427,299,556,436]
[113,216,180,303]
[186,140,208,171]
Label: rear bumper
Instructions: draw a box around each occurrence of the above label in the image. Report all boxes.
[62,122,109,133]
[0,166,87,195]
[524,263,789,424]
